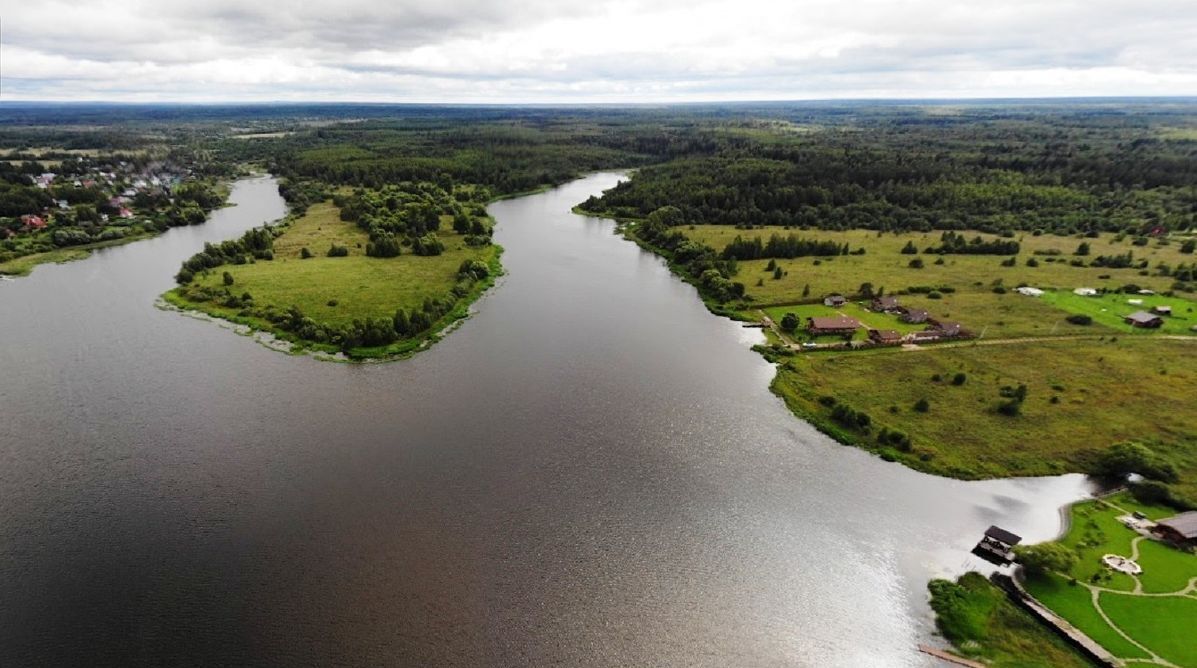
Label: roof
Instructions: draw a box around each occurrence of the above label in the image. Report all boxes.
[824,294,847,303]
[873,296,899,306]
[1126,311,1162,324]
[932,320,964,334]
[808,315,861,330]
[984,525,1022,545]
[869,329,902,341]
[901,308,929,319]
[1158,512,1197,539]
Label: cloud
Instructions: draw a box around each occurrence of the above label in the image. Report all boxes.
[2,0,1195,101]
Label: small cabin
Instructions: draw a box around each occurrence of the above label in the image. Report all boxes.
[1125,311,1164,328]
[867,329,902,345]
[870,296,900,312]
[823,294,847,308]
[972,525,1022,565]
[899,308,929,324]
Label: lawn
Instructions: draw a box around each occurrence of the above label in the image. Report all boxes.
[759,301,923,341]
[1023,573,1151,660]
[898,291,1117,339]
[1099,593,1197,666]
[1020,493,1197,665]
[772,338,1197,484]
[1041,290,1197,336]
[685,226,1196,305]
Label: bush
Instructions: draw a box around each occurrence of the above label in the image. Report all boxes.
[908,258,925,269]
[1015,543,1078,576]
[327,244,349,257]
[300,247,312,259]
[222,271,234,286]
[914,398,930,413]
[780,312,799,332]
[1092,442,1178,483]
[951,372,967,386]
[1065,314,1092,325]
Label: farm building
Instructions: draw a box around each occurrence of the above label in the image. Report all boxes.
[870,296,900,312]
[928,319,966,338]
[1153,512,1197,546]
[899,308,929,324]
[807,315,861,336]
[823,294,847,307]
[867,329,902,344]
[1152,305,1172,316]
[1125,311,1164,328]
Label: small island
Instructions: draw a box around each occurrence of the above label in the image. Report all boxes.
[165,181,501,360]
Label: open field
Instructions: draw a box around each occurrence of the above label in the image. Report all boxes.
[685,226,1195,305]
[927,572,1095,668]
[1022,493,1197,666]
[1041,290,1197,335]
[771,338,1197,486]
[171,200,500,358]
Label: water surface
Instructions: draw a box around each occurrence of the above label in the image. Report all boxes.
[0,173,1093,666]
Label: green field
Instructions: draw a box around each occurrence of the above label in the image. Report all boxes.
[927,572,1095,667]
[685,226,1196,305]
[771,338,1197,487]
[1041,290,1197,335]
[168,200,500,358]
[1021,494,1197,666]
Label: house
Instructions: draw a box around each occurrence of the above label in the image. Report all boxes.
[1016,287,1045,297]
[899,308,930,324]
[870,296,900,312]
[1153,512,1197,546]
[1073,287,1098,297]
[20,215,46,230]
[928,319,965,338]
[867,329,902,345]
[807,315,861,336]
[823,294,847,308]
[1153,305,1172,316]
[972,525,1022,565]
[1125,311,1164,328]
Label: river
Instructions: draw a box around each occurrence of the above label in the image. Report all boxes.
[0,173,1094,666]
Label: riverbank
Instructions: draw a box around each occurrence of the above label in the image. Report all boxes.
[0,233,156,276]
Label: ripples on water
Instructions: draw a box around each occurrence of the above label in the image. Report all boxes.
[0,174,1094,666]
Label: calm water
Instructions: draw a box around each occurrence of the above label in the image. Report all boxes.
[0,174,1094,666]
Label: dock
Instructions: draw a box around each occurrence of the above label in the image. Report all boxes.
[917,644,986,667]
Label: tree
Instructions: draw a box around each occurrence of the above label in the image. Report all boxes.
[393,309,411,336]
[301,247,312,259]
[773,266,783,280]
[222,271,234,286]
[1092,442,1178,482]
[1075,242,1091,256]
[1181,239,1196,254]
[780,312,799,332]
[900,240,919,255]
[1014,543,1077,576]
[802,283,810,297]
[858,282,875,299]
[908,258,925,268]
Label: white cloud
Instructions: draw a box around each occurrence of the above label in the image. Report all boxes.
[1,0,1195,101]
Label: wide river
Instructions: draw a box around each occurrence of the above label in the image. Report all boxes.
[0,173,1094,666]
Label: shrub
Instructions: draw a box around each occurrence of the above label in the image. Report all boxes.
[908,258,924,269]
[1015,543,1078,575]
[300,247,312,259]
[914,398,930,413]
[951,373,966,386]
[222,271,234,286]
[327,244,349,257]
[1066,314,1093,325]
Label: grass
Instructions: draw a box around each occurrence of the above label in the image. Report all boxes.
[1098,593,1197,666]
[1019,493,1197,665]
[928,572,1095,667]
[1023,572,1151,660]
[684,226,1196,304]
[1041,290,1197,335]
[169,201,501,359]
[770,338,1197,486]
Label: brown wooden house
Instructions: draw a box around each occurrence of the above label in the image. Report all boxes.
[899,308,929,324]
[1153,512,1197,546]
[807,315,861,336]
[1125,311,1164,328]
[867,329,902,345]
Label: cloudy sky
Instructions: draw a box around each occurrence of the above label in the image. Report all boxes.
[3,0,1196,102]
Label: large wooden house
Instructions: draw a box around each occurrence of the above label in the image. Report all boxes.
[807,315,861,336]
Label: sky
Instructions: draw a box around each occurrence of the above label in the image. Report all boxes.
[2,0,1196,103]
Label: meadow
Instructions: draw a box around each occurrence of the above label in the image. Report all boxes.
[771,338,1197,488]
[685,226,1195,305]
[1041,290,1197,335]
